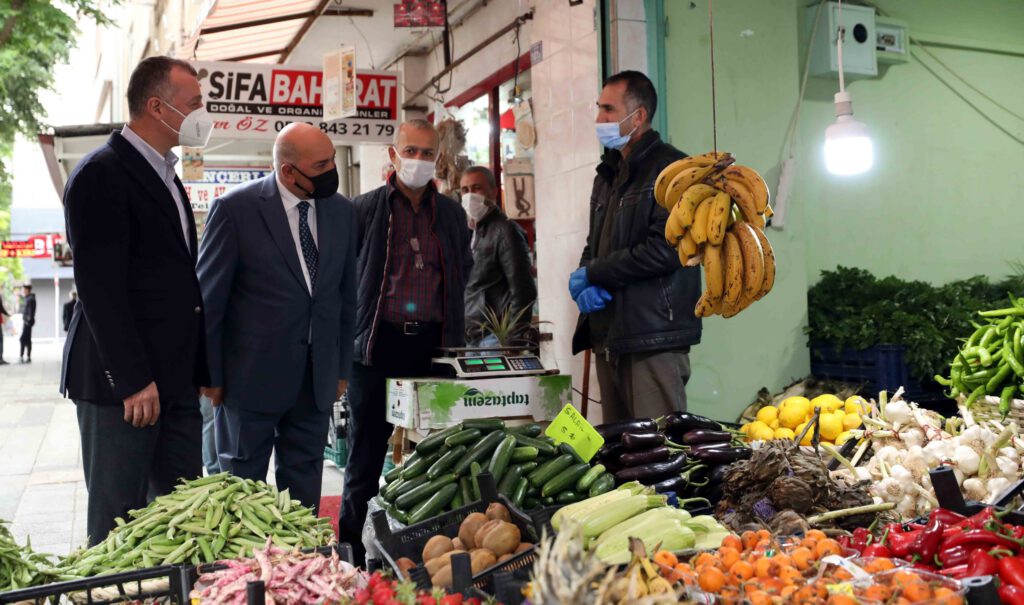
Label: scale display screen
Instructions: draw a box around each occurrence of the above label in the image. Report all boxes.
[455,355,543,375]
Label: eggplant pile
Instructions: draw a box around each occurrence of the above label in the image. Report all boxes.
[592,413,752,505]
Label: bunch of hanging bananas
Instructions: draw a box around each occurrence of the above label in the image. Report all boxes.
[655,151,776,319]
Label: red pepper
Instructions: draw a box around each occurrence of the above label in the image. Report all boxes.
[1001,584,1024,605]
[911,561,937,572]
[966,549,999,577]
[938,564,968,578]
[999,556,1024,588]
[942,526,963,540]
[861,543,892,558]
[883,522,905,537]
[962,507,998,529]
[943,529,1024,553]
[837,535,852,550]
[888,529,923,559]
[905,523,927,531]
[909,517,945,563]
[930,508,967,526]
[851,527,869,553]
[937,545,976,568]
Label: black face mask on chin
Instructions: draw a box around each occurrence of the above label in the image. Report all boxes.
[290,165,340,199]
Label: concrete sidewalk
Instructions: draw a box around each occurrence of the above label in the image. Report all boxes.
[0,338,345,557]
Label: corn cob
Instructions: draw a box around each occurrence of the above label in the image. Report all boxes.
[551,489,634,531]
[579,495,665,540]
[592,506,691,551]
[595,515,696,565]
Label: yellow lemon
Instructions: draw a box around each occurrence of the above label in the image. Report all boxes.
[781,396,811,414]
[774,427,796,440]
[770,419,780,430]
[740,423,752,436]
[819,413,843,441]
[836,431,855,445]
[749,421,774,441]
[756,406,779,425]
[780,405,808,429]
[843,413,862,430]
[795,422,814,445]
[812,394,844,413]
[845,395,870,415]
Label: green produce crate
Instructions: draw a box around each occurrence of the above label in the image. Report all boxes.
[324,441,348,467]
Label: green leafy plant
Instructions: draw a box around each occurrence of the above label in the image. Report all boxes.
[807,266,1024,386]
[472,302,538,347]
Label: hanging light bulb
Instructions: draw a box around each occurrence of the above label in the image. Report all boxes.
[825,91,873,175]
[824,3,873,176]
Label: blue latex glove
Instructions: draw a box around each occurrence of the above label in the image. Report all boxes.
[568,267,590,300]
[576,286,612,314]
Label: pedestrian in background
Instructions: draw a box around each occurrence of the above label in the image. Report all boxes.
[198,123,357,512]
[0,296,9,365]
[19,283,36,363]
[61,56,212,545]
[338,119,472,564]
[459,166,536,347]
[63,290,77,333]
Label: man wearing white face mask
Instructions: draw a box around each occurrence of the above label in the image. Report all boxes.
[569,71,702,422]
[339,119,472,563]
[460,166,536,347]
[61,57,211,545]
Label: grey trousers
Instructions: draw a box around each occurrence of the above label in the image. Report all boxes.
[199,395,221,475]
[75,394,202,546]
[595,349,691,422]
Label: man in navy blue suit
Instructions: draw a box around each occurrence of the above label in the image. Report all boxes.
[62,56,212,545]
[197,123,357,512]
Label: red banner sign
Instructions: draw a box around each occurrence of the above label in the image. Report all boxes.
[0,234,62,259]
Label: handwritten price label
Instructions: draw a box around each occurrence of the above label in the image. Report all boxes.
[544,404,604,462]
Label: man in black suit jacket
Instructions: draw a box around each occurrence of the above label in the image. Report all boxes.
[61,56,214,546]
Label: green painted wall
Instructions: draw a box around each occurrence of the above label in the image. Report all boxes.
[660,0,1024,421]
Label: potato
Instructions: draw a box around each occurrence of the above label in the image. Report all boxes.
[452,537,465,551]
[422,535,454,562]
[498,554,513,564]
[514,542,534,555]
[396,557,417,579]
[431,565,453,589]
[481,522,521,557]
[474,519,503,549]
[486,502,512,522]
[459,512,488,550]
[470,549,497,574]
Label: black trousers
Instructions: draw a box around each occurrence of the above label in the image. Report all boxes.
[19,323,32,358]
[338,322,441,564]
[214,354,330,514]
[75,393,202,546]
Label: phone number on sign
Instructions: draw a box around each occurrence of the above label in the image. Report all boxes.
[272,121,394,137]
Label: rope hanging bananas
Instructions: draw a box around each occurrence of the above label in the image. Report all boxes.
[656,152,777,319]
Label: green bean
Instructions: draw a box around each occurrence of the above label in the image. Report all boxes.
[1000,385,1017,419]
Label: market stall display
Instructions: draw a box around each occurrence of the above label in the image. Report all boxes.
[740,393,869,446]
[379,421,610,520]
[57,473,334,579]
[188,540,366,603]
[0,520,56,592]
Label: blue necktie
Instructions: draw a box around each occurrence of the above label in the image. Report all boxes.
[298,201,319,290]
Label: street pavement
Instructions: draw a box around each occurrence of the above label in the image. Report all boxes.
[0,338,345,557]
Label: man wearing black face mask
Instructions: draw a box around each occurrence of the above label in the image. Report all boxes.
[197,123,357,511]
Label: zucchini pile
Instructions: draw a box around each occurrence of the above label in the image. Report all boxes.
[379,420,614,524]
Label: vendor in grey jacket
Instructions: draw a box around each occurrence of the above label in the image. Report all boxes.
[570,71,702,421]
[459,166,536,346]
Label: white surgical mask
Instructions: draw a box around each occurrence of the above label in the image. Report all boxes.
[161,99,215,148]
[461,192,490,223]
[595,108,639,150]
[395,155,436,189]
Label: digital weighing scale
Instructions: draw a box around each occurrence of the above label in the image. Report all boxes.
[431,346,553,379]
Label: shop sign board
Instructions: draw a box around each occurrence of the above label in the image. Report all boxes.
[193,61,399,144]
[183,167,271,213]
[1,234,61,259]
[386,374,571,430]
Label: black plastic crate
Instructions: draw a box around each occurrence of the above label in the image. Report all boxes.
[409,553,531,604]
[178,543,353,603]
[0,564,186,605]
[930,466,1024,526]
[810,342,945,402]
[372,473,538,593]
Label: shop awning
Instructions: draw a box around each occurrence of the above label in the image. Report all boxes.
[179,0,331,64]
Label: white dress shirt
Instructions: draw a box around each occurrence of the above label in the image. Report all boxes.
[275,175,318,294]
[120,126,190,248]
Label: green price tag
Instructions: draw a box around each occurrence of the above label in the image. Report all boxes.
[544,403,605,462]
